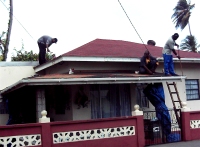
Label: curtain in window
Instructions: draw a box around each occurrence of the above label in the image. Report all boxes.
[186,79,199,100]
[90,85,101,119]
[118,84,131,116]
[90,84,131,119]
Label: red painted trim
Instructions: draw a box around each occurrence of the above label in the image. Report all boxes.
[191,129,200,140]
[50,116,137,132]
[41,123,52,147]
[181,112,191,141]
[135,115,145,147]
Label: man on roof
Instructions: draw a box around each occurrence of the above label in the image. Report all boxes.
[147,40,156,46]
[37,35,58,65]
[163,33,180,76]
[139,50,159,75]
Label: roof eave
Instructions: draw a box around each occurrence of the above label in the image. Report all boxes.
[34,56,64,72]
[34,56,200,73]
[0,76,186,96]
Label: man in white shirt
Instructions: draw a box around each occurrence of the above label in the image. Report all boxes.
[163,33,180,76]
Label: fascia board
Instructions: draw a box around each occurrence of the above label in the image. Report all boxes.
[0,76,186,95]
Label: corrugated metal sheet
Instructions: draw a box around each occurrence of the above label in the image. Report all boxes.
[30,72,165,79]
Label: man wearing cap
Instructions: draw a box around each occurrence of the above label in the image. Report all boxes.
[37,35,58,65]
[163,33,180,76]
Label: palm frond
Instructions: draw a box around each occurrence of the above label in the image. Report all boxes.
[180,35,199,52]
[180,12,190,29]
[171,0,195,32]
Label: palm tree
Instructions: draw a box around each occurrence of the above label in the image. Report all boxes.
[171,0,195,35]
[180,35,199,52]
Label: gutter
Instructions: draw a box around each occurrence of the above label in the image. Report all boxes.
[157,57,200,63]
[0,76,186,96]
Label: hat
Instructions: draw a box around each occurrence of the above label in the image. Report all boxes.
[54,38,58,43]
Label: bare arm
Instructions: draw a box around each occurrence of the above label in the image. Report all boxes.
[46,39,51,52]
[46,44,50,52]
[172,49,180,59]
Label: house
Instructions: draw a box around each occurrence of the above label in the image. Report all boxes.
[1,39,200,146]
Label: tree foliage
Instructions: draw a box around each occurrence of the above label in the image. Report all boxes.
[180,35,199,52]
[171,0,195,35]
[11,42,55,61]
[11,49,38,61]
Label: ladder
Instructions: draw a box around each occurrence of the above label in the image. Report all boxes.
[166,82,182,126]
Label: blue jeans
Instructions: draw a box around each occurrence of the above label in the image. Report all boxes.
[163,54,175,75]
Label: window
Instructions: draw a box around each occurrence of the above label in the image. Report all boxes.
[185,79,200,100]
[90,84,131,119]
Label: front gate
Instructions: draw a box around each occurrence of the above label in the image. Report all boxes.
[143,109,182,146]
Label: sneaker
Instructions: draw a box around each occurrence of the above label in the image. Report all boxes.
[171,73,179,76]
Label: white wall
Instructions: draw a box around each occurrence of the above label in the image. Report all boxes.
[72,85,91,120]
[0,114,8,125]
[178,63,200,111]
[45,61,138,74]
[47,85,91,121]
[0,66,36,90]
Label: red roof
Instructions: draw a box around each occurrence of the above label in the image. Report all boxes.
[62,39,200,58]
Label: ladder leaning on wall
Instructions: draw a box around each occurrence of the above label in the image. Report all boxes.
[166,82,183,127]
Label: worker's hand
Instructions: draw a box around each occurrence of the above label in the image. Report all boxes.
[177,55,181,59]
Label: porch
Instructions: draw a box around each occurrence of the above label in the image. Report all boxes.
[0,72,186,125]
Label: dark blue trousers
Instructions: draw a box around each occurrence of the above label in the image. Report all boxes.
[163,54,176,75]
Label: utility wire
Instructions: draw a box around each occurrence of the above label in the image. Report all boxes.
[0,0,35,41]
[118,0,148,51]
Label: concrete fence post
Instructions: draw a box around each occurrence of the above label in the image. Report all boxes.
[39,110,50,123]
[41,123,52,147]
[132,105,145,147]
[181,102,191,141]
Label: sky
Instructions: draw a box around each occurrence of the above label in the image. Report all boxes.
[0,0,200,61]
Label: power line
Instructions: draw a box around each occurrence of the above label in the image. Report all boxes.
[0,0,35,41]
[118,0,148,51]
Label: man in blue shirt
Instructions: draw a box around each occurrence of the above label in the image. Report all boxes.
[139,50,159,75]
[37,35,58,65]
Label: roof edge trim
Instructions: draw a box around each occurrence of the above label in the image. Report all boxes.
[0,76,186,95]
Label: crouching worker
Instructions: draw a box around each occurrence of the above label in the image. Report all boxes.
[139,50,159,75]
